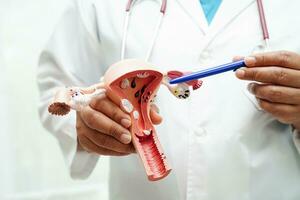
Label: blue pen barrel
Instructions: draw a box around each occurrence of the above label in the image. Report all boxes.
[169,60,246,84]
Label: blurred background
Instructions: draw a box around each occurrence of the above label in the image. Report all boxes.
[0,0,109,199]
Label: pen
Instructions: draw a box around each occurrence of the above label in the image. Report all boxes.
[169,60,246,84]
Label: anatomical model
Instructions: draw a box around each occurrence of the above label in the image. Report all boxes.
[48,59,202,181]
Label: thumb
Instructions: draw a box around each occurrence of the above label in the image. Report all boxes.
[150,104,163,125]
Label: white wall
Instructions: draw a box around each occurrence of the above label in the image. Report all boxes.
[0,0,109,199]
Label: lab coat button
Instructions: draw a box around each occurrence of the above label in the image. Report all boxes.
[199,51,211,64]
[194,127,207,137]
[200,51,211,59]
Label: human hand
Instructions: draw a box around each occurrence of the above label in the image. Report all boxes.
[235,51,300,131]
[76,96,162,156]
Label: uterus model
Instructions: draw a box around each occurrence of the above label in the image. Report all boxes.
[48,59,202,181]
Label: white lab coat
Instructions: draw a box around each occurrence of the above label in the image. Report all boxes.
[37,0,300,199]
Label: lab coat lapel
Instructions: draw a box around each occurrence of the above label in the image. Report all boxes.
[175,0,209,35]
[199,0,256,52]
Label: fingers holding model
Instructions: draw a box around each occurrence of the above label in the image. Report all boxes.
[48,84,162,157]
[76,96,136,156]
[76,95,163,156]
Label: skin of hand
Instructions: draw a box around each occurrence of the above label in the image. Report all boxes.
[76,95,163,156]
[235,51,300,131]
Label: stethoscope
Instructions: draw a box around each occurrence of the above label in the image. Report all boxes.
[121,0,270,61]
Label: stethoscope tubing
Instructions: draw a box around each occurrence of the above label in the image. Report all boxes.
[256,0,269,41]
[121,0,167,61]
[122,0,270,61]
[126,0,167,13]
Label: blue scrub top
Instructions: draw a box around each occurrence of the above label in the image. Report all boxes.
[199,0,222,24]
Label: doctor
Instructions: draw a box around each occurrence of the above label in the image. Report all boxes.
[38,0,300,199]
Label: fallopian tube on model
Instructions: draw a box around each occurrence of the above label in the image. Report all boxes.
[48,59,202,181]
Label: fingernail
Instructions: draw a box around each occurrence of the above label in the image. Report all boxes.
[120,133,131,144]
[235,68,245,78]
[121,118,131,128]
[247,83,255,94]
[244,56,256,66]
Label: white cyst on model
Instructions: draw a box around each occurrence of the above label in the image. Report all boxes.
[143,130,151,136]
[120,78,130,89]
[133,110,139,120]
[121,99,133,113]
